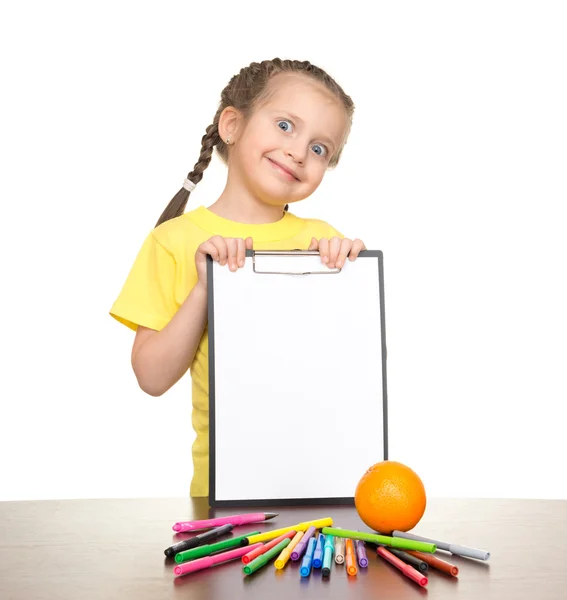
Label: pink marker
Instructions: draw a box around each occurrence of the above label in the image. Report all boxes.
[172,512,278,533]
[173,543,263,576]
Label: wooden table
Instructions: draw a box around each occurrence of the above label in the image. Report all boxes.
[1,497,565,599]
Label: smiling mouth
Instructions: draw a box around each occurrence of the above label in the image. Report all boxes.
[267,158,300,182]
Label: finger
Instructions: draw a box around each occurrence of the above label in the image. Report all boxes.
[198,240,221,262]
[236,238,246,268]
[328,237,343,268]
[318,238,329,264]
[211,236,228,266]
[335,238,353,269]
[308,237,319,251]
[226,238,239,271]
[348,238,366,261]
[245,237,254,250]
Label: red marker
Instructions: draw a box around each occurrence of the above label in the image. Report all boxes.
[377,546,428,587]
[242,530,297,564]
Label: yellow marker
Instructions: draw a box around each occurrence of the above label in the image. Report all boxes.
[246,517,333,545]
[275,531,304,569]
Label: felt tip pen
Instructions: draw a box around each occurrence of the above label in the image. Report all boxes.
[164,523,234,558]
[405,550,459,576]
[386,547,428,572]
[321,527,436,553]
[174,531,261,563]
[391,530,490,560]
[377,546,428,587]
[300,537,317,577]
[334,536,345,564]
[242,530,296,564]
[291,525,316,561]
[243,517,332,546]
[345,539,357,576]
[275,531,303,569]
[322,534,335,577]
[312,534,325,568]
[243,538,290,575]
[355,540,368,567]
[173,543,263,577]
[173,512,278,533]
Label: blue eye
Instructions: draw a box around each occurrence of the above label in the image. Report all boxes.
[277,119,293,132]
[311,144,327,157]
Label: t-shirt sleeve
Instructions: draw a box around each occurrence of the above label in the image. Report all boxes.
[327,223,344,238]
[109,230,178,332]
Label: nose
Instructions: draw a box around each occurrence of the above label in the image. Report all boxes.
[285,139,307,165]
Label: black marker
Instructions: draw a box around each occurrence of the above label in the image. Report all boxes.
[386,547,429,572]
[164,523,234,558]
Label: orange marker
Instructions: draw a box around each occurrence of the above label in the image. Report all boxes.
[345,538,358,576]
[275,531,304,569]
[405,550,459,576]
[242,530,296,564]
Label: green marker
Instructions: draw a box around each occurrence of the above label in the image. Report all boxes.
[321,528,436,553]
[243,538,291,575]
[175,531,261,564]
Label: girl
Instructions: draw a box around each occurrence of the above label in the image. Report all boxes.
[110,58,366,497]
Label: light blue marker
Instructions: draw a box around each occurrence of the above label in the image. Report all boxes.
[300,537,317,577]
[312,534,325,568]
[322,534,335,577]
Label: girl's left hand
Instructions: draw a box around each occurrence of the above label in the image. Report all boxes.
[308,236,366,269]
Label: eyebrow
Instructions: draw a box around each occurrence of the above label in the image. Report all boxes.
[273,110,338,151]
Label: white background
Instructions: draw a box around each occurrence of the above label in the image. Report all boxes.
[1,1,565,501]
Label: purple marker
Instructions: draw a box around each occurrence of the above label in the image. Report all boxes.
[291,526,316,561]
[356,540,368,567]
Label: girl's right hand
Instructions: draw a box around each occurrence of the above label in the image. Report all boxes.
[195,235,253,289]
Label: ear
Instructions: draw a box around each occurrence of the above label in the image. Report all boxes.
[218,106,243,144]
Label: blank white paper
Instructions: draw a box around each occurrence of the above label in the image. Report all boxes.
[210,253,386,503]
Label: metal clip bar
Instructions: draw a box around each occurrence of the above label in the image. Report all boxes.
[251,250,341,275]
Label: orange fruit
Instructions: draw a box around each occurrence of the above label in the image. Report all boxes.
[354,460,426,535]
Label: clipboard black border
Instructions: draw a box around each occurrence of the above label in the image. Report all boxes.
[207,250,388,508]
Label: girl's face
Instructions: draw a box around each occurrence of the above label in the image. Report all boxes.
[230,73,348,208]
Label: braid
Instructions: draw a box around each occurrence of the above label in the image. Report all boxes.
[154,119,221,227]
[191,121,221,185]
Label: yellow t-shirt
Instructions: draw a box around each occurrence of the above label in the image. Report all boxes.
[109,205,343,497]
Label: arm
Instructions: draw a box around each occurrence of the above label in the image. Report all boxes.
[129,235,252,397]
[131,281,207,397]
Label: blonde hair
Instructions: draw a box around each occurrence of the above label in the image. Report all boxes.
[155,58,355,227]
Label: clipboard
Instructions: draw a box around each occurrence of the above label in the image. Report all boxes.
[207,250,388,507]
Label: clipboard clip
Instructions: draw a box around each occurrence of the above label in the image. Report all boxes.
[252,250,342,275]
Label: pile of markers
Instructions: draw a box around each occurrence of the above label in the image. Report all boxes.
[164,512,490,587]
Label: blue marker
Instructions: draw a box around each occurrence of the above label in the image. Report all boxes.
[312,534,325,568]
[322,534,335,577]
[300,537,317,577]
